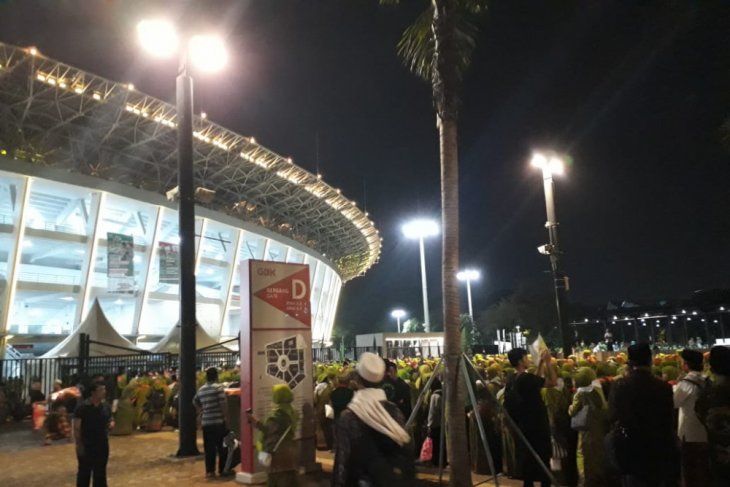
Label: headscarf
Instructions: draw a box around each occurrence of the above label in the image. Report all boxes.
[256,384,298,452]
[272,384,298,427]
[574,367,596,388]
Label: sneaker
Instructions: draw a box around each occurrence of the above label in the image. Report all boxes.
[220,470,235,477]
[205,472,215,479]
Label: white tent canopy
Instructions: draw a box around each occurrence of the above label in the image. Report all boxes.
[43,298,142,357]
[150,322,232,353]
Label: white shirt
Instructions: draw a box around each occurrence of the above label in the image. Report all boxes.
[673,371,708,443]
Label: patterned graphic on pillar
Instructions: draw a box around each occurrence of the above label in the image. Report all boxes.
[265,335,306,389]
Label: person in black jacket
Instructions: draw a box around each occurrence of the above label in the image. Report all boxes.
[332,353,414,487]
[383,360,412,421]
[607,342,679,487]
[695,345,730,487]
[504,347,557,487]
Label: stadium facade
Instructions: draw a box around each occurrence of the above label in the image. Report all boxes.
[0,43,381,354]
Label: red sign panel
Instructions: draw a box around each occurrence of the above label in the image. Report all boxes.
[253,266,311,327]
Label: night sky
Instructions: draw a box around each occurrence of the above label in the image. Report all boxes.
[2,1,729,335]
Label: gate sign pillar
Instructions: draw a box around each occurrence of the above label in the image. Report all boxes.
[237,260,316,484]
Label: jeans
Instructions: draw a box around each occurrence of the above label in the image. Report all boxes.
[77,442,109,487]
[202,423,227,474]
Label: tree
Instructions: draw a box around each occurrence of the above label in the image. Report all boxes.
[383,1,487,485]
[459,313,475,354]
[476,279,560,346]
[402,317,424,333]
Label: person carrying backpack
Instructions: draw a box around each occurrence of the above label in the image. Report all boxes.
[332,352,414,487]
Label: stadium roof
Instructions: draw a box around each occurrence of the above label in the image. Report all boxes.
[0,42,381,281]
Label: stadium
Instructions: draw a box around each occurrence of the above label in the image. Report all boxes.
[0,42,381,355]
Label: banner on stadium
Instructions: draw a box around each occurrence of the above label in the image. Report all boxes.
[238,260,315,484]
[158,242,179,284]
[107,232,134,293]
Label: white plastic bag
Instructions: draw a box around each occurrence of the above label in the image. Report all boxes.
[257,451,272,467]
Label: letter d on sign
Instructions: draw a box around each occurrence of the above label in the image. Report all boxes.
[292,279,306,299]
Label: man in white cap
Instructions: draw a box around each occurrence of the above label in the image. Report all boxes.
[332,352,414,487]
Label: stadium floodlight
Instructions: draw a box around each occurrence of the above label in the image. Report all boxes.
[531,150,571,355]
[189,35,227,73]
[402,219,439,240]
[402,218,439,332]
[457,268,481,321]
[137,18,227,459]
[137,19,178,58]
[391,309,407,333]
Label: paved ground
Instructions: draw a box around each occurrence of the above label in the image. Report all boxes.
[0,421,519,486]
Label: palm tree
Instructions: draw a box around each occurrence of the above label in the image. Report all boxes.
[382,1,486,485]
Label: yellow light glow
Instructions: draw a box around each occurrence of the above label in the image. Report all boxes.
[92,92,102,100]
[29,47,38,56]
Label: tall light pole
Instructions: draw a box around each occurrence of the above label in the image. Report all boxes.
[457,269,480,322]
[531,151,572,356]
[138,19,227,457]
[391,309,406,333]
[402,219,439,332]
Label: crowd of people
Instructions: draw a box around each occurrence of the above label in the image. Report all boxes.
[315,344,730,487]
[8,344,730,487]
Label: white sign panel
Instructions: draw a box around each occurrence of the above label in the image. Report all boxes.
[238,260,315,484]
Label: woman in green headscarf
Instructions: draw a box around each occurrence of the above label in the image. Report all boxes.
[249,384,300,487]
[568,367,611,487]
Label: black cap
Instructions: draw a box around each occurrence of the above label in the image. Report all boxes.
[680,349,704,371]
[709,346,730,376]
[628,342,652,367]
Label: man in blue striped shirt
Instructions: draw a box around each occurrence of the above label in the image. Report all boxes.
[194,367,230,478]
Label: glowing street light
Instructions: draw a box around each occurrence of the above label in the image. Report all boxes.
[457,269,480,321]
[137,18,228,458]
[391,309,407,333]
[531,150,572,355]
[137,19,178,58]
[137,19,227,72]
[402,218,439,332]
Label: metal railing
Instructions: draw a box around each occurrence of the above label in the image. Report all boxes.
[0,350,239,405]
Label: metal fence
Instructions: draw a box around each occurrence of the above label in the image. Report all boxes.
[2,345,459,404]
[0,350,240,405]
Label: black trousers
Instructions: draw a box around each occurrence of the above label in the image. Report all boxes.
[202,423,226,474]
[77,442,109,487]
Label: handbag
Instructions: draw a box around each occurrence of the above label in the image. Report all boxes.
[257,424,292,468]
[570,404,591,432]
[419,437,433,463]
[605,425,632,472]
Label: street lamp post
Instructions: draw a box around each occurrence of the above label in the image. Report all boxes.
[391,309,406,333]
[138,19,227,457]
[402,219,439,332]
[456,269,480,322]
[531,152,572,356]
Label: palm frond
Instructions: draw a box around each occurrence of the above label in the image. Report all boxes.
[397,7,435,81]
[396,1,484,85]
